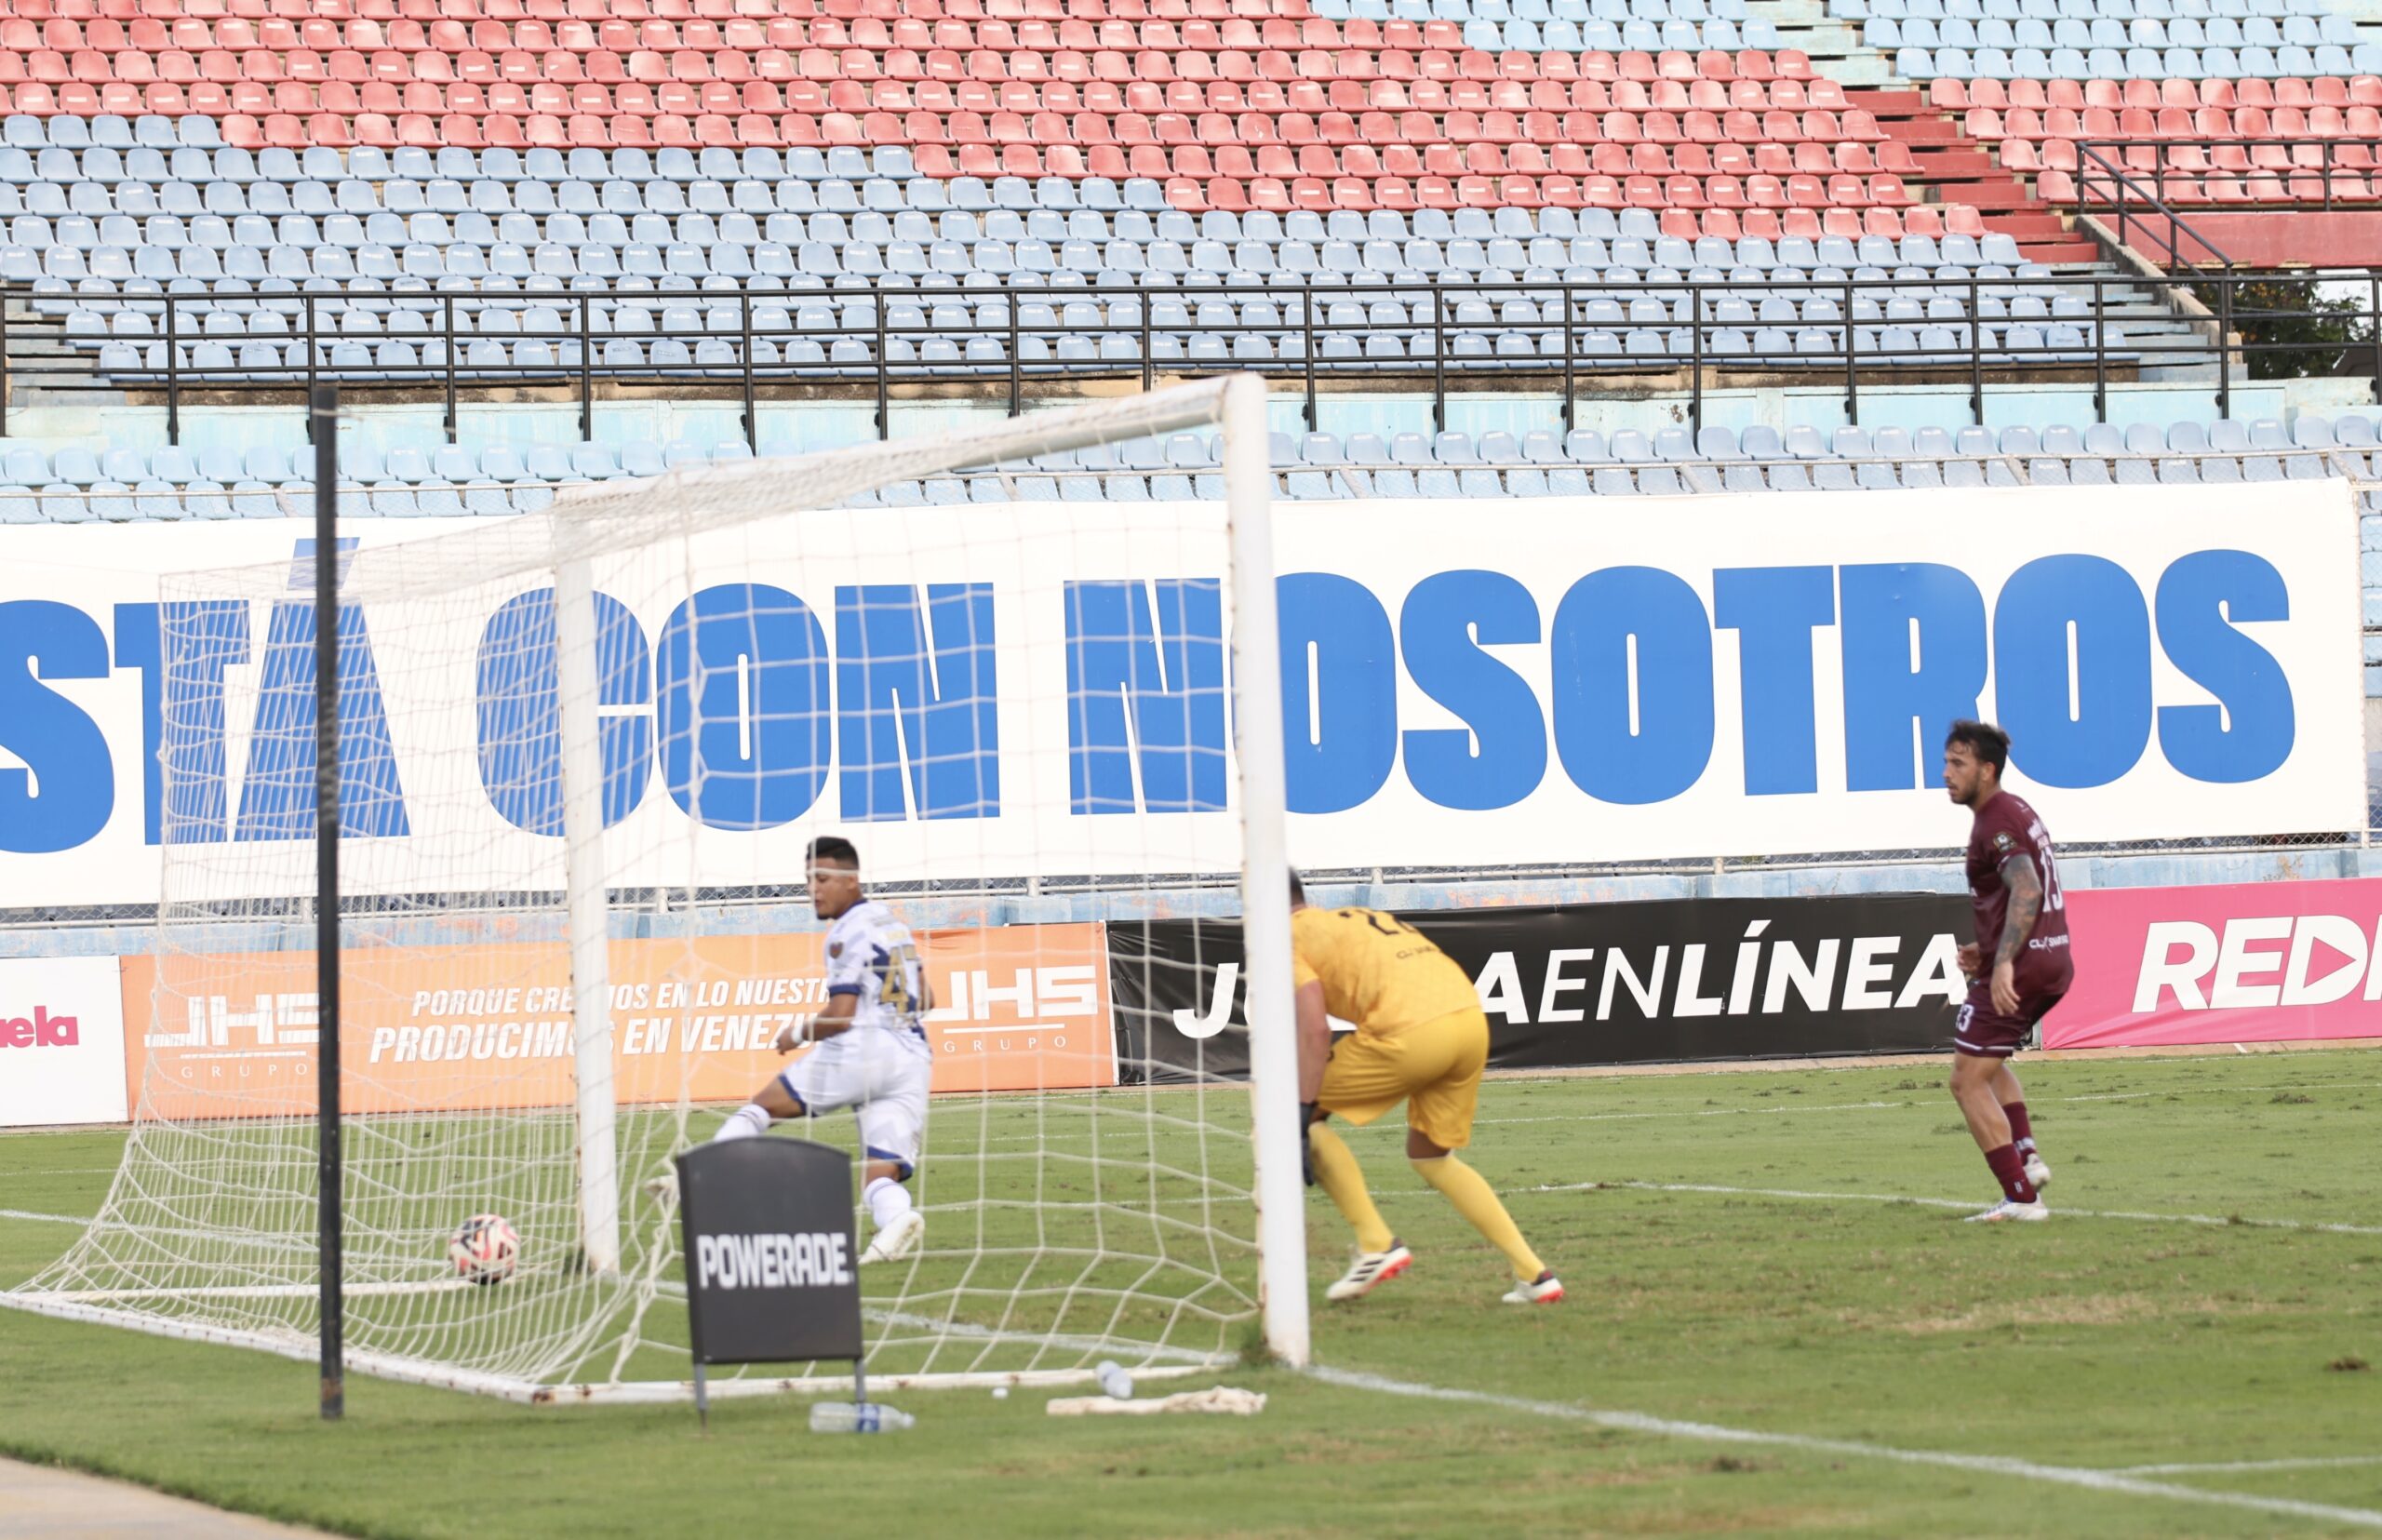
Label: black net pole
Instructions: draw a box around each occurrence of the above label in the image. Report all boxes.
[313,382,344,1423]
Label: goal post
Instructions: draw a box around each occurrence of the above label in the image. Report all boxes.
[554,550,623,1280]
[1218,375,1309,1371]
[7,373,1312,1399]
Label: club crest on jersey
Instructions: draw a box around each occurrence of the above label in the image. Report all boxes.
[828,943,842,957]
[1992,831,2016,852]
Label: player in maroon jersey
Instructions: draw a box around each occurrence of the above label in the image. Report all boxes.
[1943,720,2070,1223]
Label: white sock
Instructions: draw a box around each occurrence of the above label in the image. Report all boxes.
[711,1104,770,1143]
[864,1175,913,1231]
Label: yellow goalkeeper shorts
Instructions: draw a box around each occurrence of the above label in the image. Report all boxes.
[1317,1007,1489,1151]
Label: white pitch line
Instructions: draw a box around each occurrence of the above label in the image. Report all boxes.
[2112,1456,2382,1477]
[0,1209,84,1225]
[1306,1365,2382,1532]
[1573,1181,2382,1237]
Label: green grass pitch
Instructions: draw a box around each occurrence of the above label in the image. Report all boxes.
[3,1047,2379,1538]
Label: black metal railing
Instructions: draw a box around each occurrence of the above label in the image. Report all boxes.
[2074,135,2382,218]
[2071,140,2239,273]
[9,265,2381,446]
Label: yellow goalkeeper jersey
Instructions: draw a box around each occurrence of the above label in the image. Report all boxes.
[1291,906,1480,1039]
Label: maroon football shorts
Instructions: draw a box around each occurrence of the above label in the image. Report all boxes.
[1953,949,2073,1059]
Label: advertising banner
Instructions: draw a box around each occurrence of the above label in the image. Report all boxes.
[0,955,130,1127]
[677,1137,864,1370]
[2047,877,2382,1050]
[1110,894,1973,1077]
[0,479,2363,908]
[119,921,1114,1120]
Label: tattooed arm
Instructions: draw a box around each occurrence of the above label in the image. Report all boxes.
[1991,853,2042,1015]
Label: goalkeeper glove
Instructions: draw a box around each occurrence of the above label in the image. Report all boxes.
[1299,1102,1319,1187]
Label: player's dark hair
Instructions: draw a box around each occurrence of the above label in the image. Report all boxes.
[1288,869,1305,905]
[807,835,861,870]
[1944,719,2011,777]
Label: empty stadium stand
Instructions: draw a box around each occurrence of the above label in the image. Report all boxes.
[6,410,2375,524]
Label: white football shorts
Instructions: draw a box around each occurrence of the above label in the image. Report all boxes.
[781,1029,931,1175]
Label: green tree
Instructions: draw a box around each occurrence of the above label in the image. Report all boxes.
[2190,277,2378,381]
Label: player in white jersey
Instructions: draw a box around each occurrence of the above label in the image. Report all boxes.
[699,836,931,1265]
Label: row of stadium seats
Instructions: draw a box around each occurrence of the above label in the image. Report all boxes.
[0,27,1794,78]
[6,199,1974,248]
[0,26,1789,71]
[9,421,2378,521]
[66,279,2081,323]
[60,275,2068,330]
[2037,167,2382,200]
[7,178,1983,220]
[0,5,1772,47]
[14,205,2029,261]
[3,155,1925,199]
[1894,41,2379,75]
[1928,70,2382,102]
[1870,14,2362,48]
[0,74,1867,157]
[0,6,1763,55]
[6,165,1935,221]
[0,75,1867,135]
[25,218,2030,269]
[20,198,2019,313]
[5,196,1991,240]
[0,0,1736,17]
[0,71,1857,159]
[1848,0,2339,19]
[1906,41,2372,77]
[29,417,2371,486]
[0,56,1829,132]
[0,52,1828,125]
[0,38,1801,103]
[4,151,1936,219]
[1877,11,2362,45]
[20,215,2027,279]
[1965,100,2382,135]
[0,0,1368,17]
[1979,120,2382,197]
[81,322,2116,376]
[3,130,1903,187]
[0,78,1871,132]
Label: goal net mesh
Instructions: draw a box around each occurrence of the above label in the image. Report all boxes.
[11,382,1284,1399]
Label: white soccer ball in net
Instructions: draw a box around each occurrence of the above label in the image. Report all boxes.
[448,1214,519,1286]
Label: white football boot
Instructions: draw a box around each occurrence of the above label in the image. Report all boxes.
[861,1210,926,1265]
[1325,1242,1413,1301]
[1965,1198,2050,1223]
[1501,1270,1564,1305]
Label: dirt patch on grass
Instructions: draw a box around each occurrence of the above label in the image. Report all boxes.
[1609,1503,1855,1533]
[1886,1293,2273,1333]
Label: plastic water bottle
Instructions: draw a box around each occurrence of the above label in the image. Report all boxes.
[1095,1359,1134,1400]
[810,1400,916,1434]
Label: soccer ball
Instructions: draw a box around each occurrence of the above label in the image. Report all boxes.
[448,1213,519,1285]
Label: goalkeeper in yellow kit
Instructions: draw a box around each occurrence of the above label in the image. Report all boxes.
[1291,873,1563,1306]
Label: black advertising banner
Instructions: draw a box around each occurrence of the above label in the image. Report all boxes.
[1109,894,1974,1079]
[676,1137,864,1367]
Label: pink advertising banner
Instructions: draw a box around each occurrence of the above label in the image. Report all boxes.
[2046,878,2382,1050]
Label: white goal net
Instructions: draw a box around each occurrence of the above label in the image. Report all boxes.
[7,377,1308,1402]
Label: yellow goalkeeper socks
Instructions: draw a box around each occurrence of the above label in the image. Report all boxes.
[1412,1154,1545,1281]
[1308,1125,1396,1254]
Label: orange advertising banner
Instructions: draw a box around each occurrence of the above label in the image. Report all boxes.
[120,923,1115,1120]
